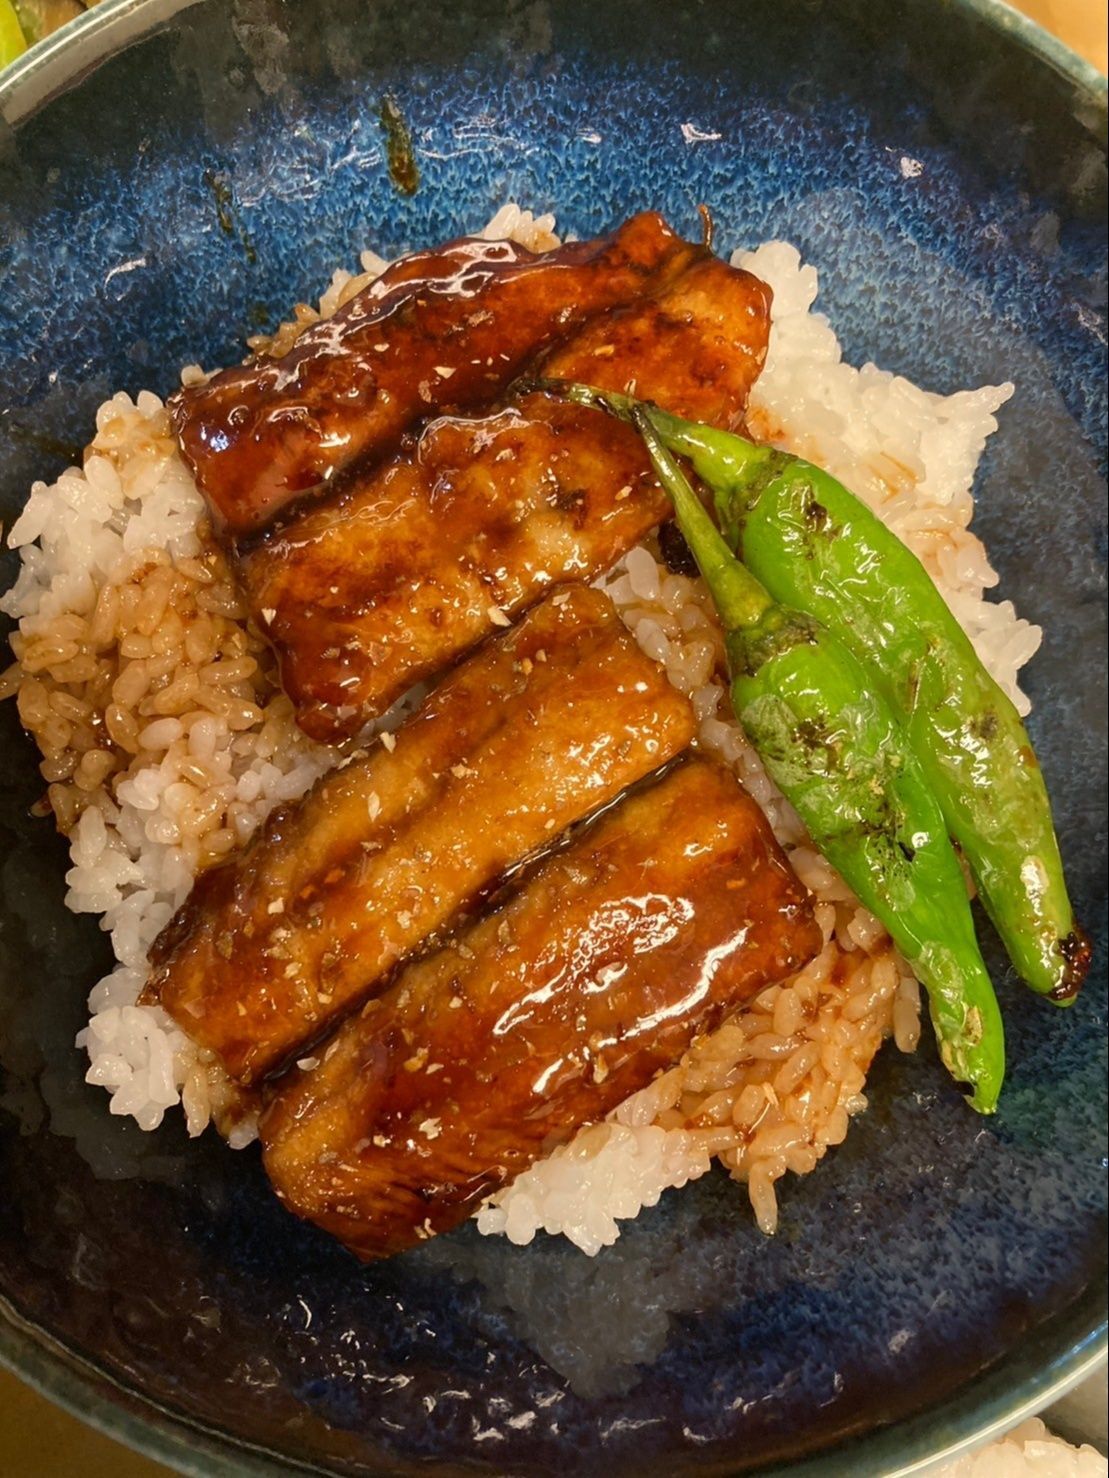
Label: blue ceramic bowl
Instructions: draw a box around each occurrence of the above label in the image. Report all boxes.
[0,2,1105,1473]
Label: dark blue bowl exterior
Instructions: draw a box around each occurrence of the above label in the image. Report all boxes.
[0,2,1105,1473]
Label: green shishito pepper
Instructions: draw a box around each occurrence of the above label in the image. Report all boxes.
[629,406,1005,1111]
[547,382,1089,1006]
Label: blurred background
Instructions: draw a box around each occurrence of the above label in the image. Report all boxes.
[21,0,1102,74]
[0,0,1105,1473]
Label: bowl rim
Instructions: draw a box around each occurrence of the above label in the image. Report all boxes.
[0,0,1106,1473]
[1,0,1106,121]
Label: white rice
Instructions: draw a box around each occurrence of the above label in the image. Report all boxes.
[1,207,1034,1249]
[935,1419,1107,1478]
[1,392,336,1136]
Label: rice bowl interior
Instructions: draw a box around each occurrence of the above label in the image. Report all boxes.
[0,0,1104,1469]
[1,208,1038,1254]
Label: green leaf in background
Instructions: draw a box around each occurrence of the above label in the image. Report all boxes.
[0,0,28,67]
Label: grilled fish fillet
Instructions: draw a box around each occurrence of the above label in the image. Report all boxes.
[170,212,698,536]
[240,255,771,741]
[145,587,695,1083]
[260,757,820,1260]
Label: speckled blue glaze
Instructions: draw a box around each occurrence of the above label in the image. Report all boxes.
[0,1,1105,1473]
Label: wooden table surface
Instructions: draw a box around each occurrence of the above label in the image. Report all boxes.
[1,2,1105,1473]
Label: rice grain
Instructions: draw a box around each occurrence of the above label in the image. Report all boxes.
[3,211,1030,1247]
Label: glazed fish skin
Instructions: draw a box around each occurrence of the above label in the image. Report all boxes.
[146,587,695,1084]
[541,254,772,430]
[240,393,670,741]
[241,258,771,743]
[260,758,821,1261]
[171,212,696,536]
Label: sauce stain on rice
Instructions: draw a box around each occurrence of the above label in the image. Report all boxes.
[1,208,1031,1249]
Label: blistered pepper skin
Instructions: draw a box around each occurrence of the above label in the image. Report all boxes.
[728,619,1005,1108]
[612,403,1006,1112]
[647,412,1090,1005]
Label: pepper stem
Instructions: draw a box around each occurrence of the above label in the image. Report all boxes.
[532,379,637,420]
[634,408,773,633]
[661,418,769,482]
[532,378,770,482]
